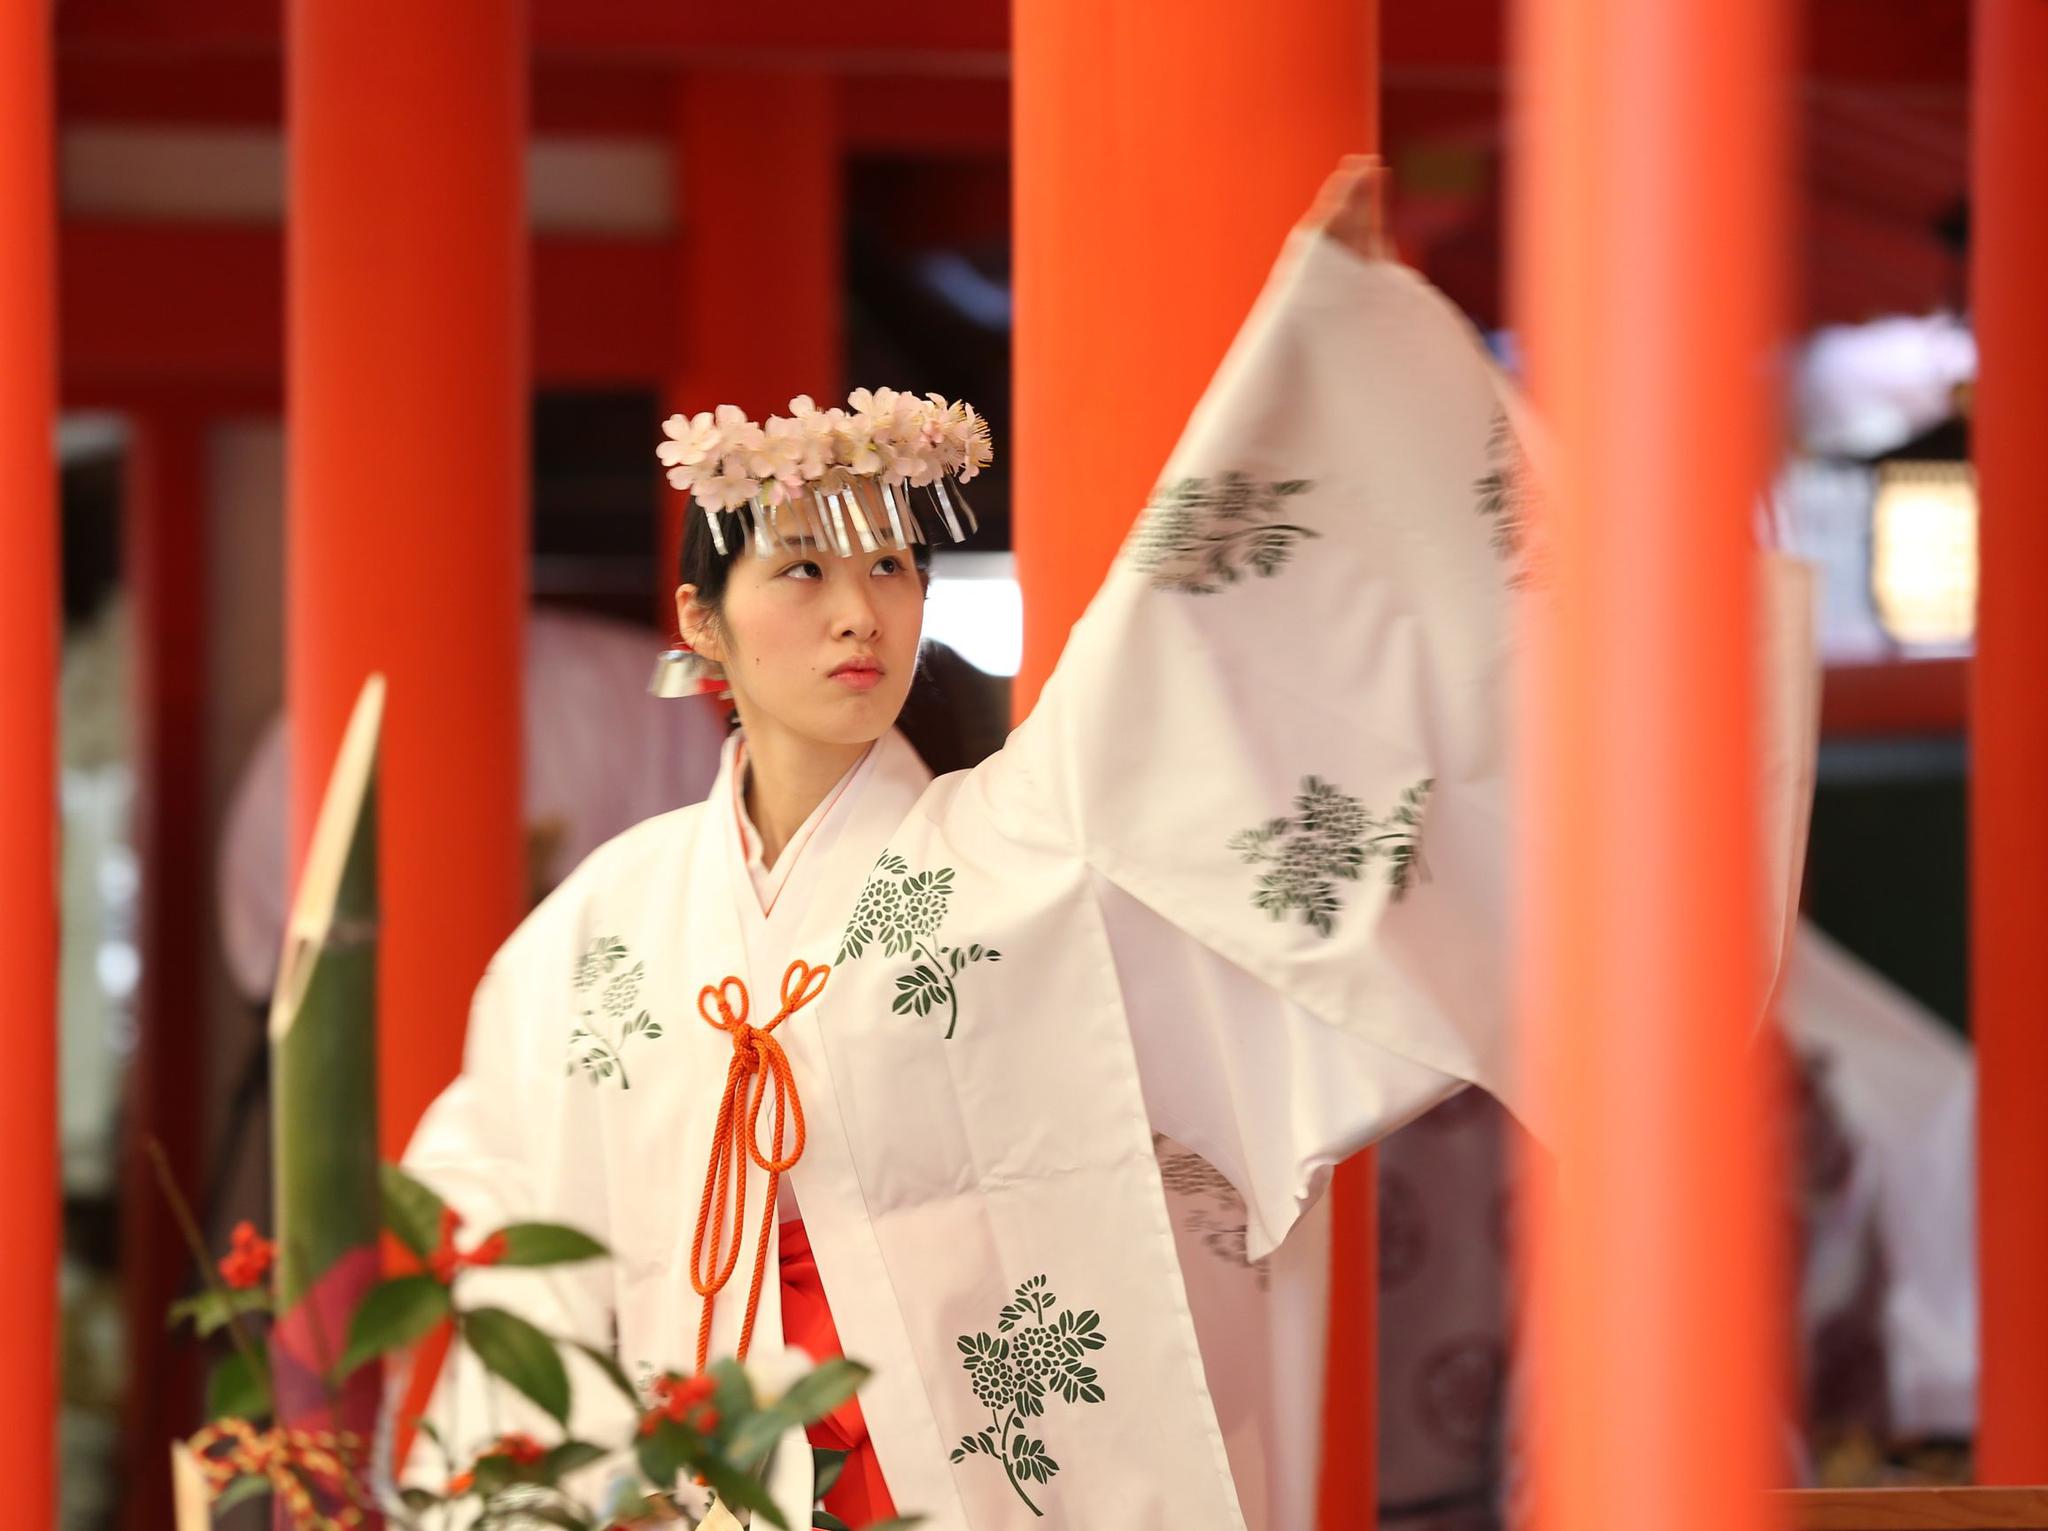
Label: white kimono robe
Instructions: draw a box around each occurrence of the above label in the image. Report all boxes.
[405,230,1814,1529]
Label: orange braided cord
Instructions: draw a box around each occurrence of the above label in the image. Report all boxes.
[689,959,830,1371]
[187,1418,368,1530]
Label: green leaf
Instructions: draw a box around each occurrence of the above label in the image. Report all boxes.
[399,1486,440,1513]
[567,1340,640,1406]
[212,1475,271,1514]
[494,1223,608,1267]
[473,1452,523,1495]
[506,1502,590,1530]
[708,1355,758,1419]
[207,1348,272,1420]
[464,1306,571,1423]
[777,1359,868,1428]
[814,1512,853,1531]
[541,1440,608,1480]
[635,1417,688,1490]
[499,1498,589,1522]
[697,1453,788,1531]
[725,1403,799,1472]
[338,1274,451,1378]
[381,1162,448,1260]
[167,1286,271,1338]
[812,1447,848,1500]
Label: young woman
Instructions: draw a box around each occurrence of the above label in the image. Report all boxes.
[404,163,1808,1529]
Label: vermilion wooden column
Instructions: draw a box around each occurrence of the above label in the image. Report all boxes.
[0,1,58,1522]
[1013,4,1378,1524]
[119,405,212,1531]
[1512,4,1788,1531]
[659,71,840,628]
[288,0,528,1160]
[1971,0,2048,1486]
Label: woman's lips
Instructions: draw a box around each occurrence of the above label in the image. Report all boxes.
[829,661,882,692]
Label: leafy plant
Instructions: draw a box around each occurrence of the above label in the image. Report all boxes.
[166,1159,911,1531]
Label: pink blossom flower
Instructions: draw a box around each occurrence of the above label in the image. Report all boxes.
[745,416,809,490]
[693,470,760,514]
[787,397,844,481]
[657,411,723,470]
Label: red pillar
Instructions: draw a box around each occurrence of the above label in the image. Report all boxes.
[660,71,840,629]
[1971,0,2048,1485]
[119,404,212,1531]
[287,0,528,1161]
[1012,3,1378,1522]
[1512,3,1788,1531]
[0,1,58,1521]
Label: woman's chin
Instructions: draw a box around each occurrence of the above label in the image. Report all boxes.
[805,694,907,747]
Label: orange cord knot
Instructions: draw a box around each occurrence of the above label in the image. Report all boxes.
[689,959,831,1371]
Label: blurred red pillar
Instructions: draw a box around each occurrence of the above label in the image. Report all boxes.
[659,72,840,629]
[1512,4,1788,1531]
[287,0,529,1159]
[1012,2,1379,1523]
[1971,0,2048,1485]
[119,405,212,1530]
[0,1,58,1522]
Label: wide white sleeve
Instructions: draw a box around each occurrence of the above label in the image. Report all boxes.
[982,233,1515,1244]
[401,898,634,1464]
[982,229,1815,1253]
[1104,874,1459,1261]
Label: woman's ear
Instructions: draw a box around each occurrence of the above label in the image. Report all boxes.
[675,585,727,663]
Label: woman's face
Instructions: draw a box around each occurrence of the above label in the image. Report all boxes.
[678,542,926,748]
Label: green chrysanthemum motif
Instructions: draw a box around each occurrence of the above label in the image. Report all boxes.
[1124,471,1319,595]
[1127,502,1200,571]
[968,1348,1025,1411]
[837,852,1001,1041]
[898,874,951,940]
[572,937,626,994]
[848,875,904,941]
[1296,777,1369,843]
[1009,1325,1065,1383]
[599,960,644,1017]
[1231,776,1435,938]
[952,1276,1110,1515]
[565,936,663,1090]
[1474,405,1543,589]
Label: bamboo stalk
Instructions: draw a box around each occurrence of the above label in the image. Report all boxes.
[269,675,387,1526]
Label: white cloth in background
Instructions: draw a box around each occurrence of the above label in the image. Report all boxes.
[217,606,727,1003]
[1782,921,1976,1439]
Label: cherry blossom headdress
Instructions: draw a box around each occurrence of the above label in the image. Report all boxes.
[658,388,993,559]
[650,388,993,698]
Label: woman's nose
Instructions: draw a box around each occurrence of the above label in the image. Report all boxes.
[834,585,879,639]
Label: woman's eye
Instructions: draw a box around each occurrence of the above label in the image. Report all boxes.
[782,560,823,581]
[872,556,904,576]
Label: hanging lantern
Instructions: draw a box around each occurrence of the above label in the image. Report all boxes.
[1870,459,1978,649]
